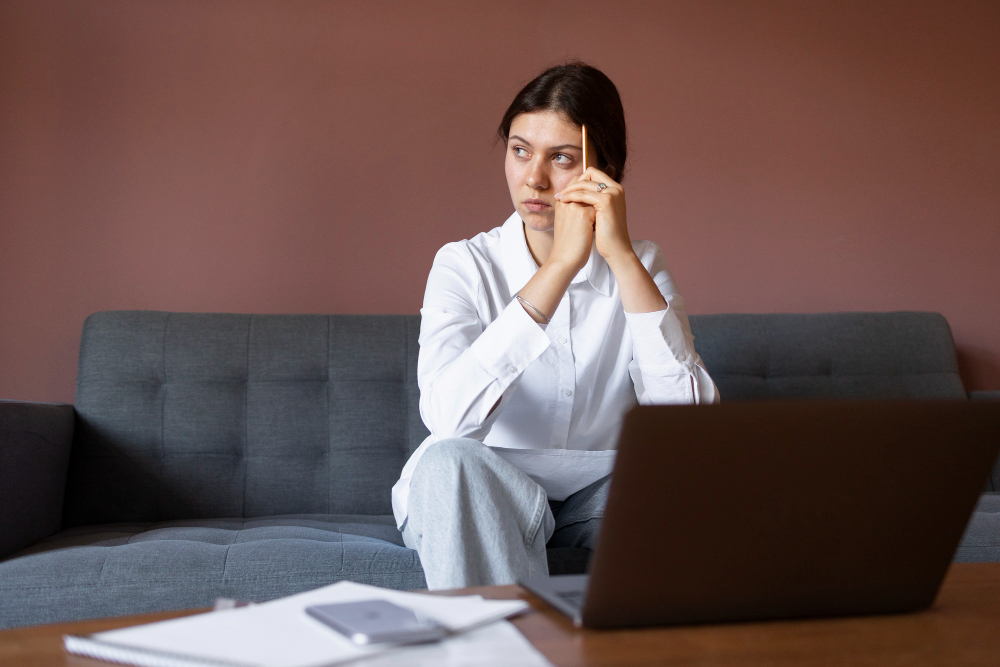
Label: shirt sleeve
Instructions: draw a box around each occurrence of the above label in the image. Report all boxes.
[624,241,719,405]
[417,242,552,441]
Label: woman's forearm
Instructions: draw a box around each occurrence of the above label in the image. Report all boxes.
[515,260,578,323]
[606,251,668,314]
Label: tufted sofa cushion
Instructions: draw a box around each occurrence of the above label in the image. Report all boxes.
[64,313,429,526]
[690,312,967,401]
[0,515,425,628]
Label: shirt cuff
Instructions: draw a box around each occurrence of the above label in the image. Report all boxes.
[470,297,552,380]
[625,307,693,375]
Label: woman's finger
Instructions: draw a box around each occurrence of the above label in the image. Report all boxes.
[555,199,597,220]
[557,189,608,207]
[559,180,620,195]
[578,167,620,189]
[556,181,620,201]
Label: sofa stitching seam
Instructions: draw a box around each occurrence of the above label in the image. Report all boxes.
[221,543,233,582]
[96,548,114,584]
[159,313,169,521]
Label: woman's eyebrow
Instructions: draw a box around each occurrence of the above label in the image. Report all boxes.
[509,135,582,151]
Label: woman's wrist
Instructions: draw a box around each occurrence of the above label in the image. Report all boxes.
[608,250,668,314]
[517,261,576,324]
[603,247,640,274]
[541,256,585,283]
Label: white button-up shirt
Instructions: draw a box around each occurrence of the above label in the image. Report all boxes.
[391,211,718,528]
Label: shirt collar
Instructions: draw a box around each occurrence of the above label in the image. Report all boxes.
[499,211,611,298]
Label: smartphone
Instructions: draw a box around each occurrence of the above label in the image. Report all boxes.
[305,600,448,646]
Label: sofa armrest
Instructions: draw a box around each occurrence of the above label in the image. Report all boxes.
[0,400,74,560]
[969,390,1000,401]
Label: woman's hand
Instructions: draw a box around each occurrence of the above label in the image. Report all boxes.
[546,199,595,275]
[555,167,633,263]
[557,167,666,313]
[517,200,593,325]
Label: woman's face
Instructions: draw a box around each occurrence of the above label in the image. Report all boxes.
[505,110,586,233]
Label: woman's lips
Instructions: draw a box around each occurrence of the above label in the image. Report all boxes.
[524,200,551,212]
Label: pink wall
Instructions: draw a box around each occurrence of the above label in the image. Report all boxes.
[1,1,998,403]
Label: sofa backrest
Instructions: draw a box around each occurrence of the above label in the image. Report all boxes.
[64,312,428,526]
[690,312,966,401]
[63,310,967,526]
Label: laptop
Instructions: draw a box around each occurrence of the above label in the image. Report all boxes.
[520,400,1000,629]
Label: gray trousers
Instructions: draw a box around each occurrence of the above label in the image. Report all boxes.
[401,438,610,590]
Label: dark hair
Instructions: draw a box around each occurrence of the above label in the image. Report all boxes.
[497,61,628,182]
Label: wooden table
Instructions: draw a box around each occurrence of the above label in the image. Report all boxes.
[3,563,1000,666]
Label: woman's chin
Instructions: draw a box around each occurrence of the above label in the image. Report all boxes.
[518,208,555,233]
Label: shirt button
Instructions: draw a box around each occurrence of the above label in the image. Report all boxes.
[556,335,567,345]
[506,364,517,374]
[563,389,573,397]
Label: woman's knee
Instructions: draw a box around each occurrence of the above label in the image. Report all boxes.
[412,437,496,484]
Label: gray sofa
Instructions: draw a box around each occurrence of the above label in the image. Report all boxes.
[1,310,997,630]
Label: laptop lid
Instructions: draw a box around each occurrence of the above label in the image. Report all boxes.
[581,400,1000,629]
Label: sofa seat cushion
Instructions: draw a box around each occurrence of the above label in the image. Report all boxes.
[955,494,1000,563]
[0,515,425,630]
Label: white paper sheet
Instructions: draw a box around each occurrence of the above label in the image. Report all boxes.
[347,620,552,667]
[68,581,529,667]
[489,446,616,500]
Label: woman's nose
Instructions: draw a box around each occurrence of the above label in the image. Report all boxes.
[525,160,548,190]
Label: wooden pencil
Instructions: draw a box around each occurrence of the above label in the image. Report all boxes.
[582,124,588,172]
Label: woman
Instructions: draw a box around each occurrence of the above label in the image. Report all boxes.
[391,62,718,590]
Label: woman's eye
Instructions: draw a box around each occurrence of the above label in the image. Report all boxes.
[553,153,572,164]
[513,147,529,157]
